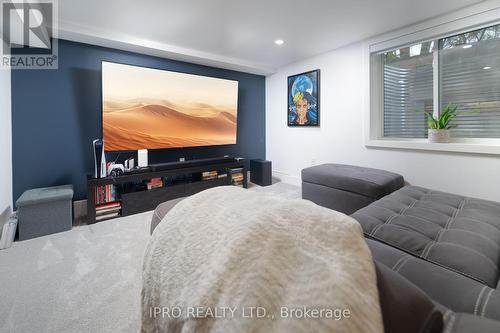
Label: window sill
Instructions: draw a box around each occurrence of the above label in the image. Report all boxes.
[365,139,500,155]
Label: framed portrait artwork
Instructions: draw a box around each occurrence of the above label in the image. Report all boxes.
[287,69,320,127]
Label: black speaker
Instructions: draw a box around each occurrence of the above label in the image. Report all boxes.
[250,159,272,186]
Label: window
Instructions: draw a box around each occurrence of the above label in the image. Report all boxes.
[383,43,434,138]
[440,25,500,138]
[374,22,500,141]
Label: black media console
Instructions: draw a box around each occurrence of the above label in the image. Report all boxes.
[86,157,247,224]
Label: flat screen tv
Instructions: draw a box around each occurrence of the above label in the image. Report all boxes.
[101,61,239,151]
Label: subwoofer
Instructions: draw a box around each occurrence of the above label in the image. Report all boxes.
[250,159,272,186]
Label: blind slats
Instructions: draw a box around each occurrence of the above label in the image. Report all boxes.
[383,61,432,138]
[440,39,500,138]
[381,25,500,139]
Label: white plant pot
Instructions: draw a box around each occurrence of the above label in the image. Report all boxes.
[428,129,450,143]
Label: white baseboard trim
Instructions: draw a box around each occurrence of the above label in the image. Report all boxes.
[0,206,11,225]
[272,171,301,186]
[73,200,87,226]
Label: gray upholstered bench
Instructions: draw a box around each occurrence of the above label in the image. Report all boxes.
[301,164,404,214]
[16,185,74,240]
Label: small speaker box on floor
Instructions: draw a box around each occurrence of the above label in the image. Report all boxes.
[250,159,272,186]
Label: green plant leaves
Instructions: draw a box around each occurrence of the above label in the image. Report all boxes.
[414,103,479,130]
[424,112,439,129]
[439,104,458,129]
[417,103,463,129]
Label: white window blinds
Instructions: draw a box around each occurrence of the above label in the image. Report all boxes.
[382,43,434,138]
[439,24,500,138]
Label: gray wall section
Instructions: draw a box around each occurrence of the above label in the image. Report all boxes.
[11,39,266,202]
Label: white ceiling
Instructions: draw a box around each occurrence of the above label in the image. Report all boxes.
[58,0,487,75]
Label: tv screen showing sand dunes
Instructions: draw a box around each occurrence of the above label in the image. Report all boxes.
[102,62,238,151]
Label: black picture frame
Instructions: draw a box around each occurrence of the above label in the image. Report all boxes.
[287,69,320,127]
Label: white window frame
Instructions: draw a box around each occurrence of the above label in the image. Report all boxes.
[364,3,500,155]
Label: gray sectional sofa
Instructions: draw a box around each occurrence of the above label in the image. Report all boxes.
[150,198,499,332]
[149,163,500,332]
[353,186,500,285]
[354,187,500,318]
[302,163,500,330]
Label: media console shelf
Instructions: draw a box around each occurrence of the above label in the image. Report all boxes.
[87,158,247,224]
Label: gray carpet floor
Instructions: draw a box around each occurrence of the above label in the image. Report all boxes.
[0,182,300,333]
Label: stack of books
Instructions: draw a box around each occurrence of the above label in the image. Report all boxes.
[95,185,119,205]
[230,168,244,186]
[147,178,163,190]
[202,170,218,180]
[95,202,121,221]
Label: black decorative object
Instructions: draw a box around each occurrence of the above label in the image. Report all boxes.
[250,159,272,186]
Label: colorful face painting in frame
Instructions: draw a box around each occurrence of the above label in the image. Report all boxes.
[287,69,320,126]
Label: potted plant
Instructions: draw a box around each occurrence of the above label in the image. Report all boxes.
[424,103,459,143]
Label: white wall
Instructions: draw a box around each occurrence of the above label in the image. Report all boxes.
[266,41,500,202]
[0,67,12,222]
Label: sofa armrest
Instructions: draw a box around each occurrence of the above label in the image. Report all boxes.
[445,312,500,333]
[367,239,500,321]
[375,262,443,333]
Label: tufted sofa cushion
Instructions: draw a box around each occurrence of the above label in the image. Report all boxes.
[352,186,500,288]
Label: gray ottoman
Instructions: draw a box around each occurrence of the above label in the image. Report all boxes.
[302,164,404,214]
[16,185,74,240]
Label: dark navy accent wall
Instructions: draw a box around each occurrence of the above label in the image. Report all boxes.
[11,39,265,202]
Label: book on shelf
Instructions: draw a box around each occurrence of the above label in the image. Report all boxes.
[96,201,121,210]
[95,184,119,205]
[96,200,121,217]
[147,177,163,190]
[96,206,121,216]
[95,211,120,221]
[231,170,244,186]
[202,170,218,180]
[230,168,243,174]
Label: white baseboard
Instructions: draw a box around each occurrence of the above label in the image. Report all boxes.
[73,200,87,226]
[272,171,301,186]
[0,206,11,225]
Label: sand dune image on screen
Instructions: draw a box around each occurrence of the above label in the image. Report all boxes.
[102,62,238,151]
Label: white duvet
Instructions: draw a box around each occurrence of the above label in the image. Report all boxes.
[141,186,383,333]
